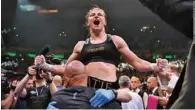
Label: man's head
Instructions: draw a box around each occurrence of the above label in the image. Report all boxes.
[64,60,87,87]
[166,62,181,76]
[53,75,62,86]
[159,62,181,81]
[26,79,34,89]
[85,6,107,33]
[130,76,140,90]
[118,75,131,89]
[147,77,158,90]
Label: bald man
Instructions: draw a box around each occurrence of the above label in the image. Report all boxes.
[53,75,62,90]
[147,77,163,109]
[48,60,123,109]
[147,77,158,95]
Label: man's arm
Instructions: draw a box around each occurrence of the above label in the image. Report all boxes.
[138,0,193,39]
[43,72,58,95]
[1,92,15,109]
[14,66,36,97]
[36,41,84,75]
[90,88,132,107]
[14,74,30,98]
[49,82,58,95]
[115,88,132,102]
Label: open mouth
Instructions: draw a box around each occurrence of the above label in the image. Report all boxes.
[93,20,100,25]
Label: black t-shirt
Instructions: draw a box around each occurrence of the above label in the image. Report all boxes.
[13,97,27,109]
[25,85,51,109]
[52,86,121,109]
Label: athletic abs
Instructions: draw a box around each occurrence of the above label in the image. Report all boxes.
[79,35,120,82]
[85,62,117,82]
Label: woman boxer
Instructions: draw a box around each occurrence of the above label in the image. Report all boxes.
[35,7,167,89]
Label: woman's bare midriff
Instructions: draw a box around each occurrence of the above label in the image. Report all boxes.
[85,62,117,82]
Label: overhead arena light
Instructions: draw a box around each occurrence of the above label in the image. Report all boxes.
[37,9,58,14]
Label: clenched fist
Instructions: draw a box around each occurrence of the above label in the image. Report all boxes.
[34,55,46,66]
[156,58,168,72]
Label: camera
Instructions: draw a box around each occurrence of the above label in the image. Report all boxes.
[141,82,148,93]
[1,76,10,94]
[32,66,43,80]
[1,73,19,94]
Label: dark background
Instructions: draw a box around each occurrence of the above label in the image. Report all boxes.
[1,0,192,68]
[2,0,192,53]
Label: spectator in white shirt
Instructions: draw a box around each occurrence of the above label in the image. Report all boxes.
[119,75,144,109]
[130,76,148,108]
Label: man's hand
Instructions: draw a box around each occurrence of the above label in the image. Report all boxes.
[40,70,52,81]
[28,66,37,76]
[34,55,46,66]
[90,89,115,108]
[158,97,169,106]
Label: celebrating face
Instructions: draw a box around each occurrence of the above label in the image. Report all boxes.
[86,8,107,32]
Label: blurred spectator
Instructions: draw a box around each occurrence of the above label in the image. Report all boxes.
[26,79,34,89]
[157,62,181,94]
[130,76,148,108]
[147,76,163,109]
[11,79,28,109]
[138,0,193,108]
[1,73,15,109]
[14,66,58,109]
[119,75,144,109]
[13,78,35,109]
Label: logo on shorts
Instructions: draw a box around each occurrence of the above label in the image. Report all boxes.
[73,92,77,99]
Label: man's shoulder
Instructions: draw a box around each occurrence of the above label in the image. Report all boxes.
[130,91,140,96]
[55,86,95,94]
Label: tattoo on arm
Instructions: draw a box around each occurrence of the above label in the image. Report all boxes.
[39,63,54,72]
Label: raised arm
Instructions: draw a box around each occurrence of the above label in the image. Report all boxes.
[1,91,15,109]
[40,70,58,95]
[14,66,36,98]
[112,35,166,72]
[35,41,85,75]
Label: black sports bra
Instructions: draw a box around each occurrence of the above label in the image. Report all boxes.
[79,34,121,66]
